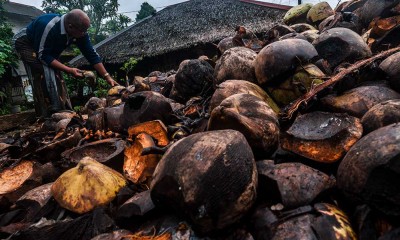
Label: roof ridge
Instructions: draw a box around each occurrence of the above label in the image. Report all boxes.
[4,1,41,9]
[240,0,291,10]
[69,1,188,64]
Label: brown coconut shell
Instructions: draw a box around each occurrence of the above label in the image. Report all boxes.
[61,138,126,171]
[257,161,336,208]
[214,47,257,84]
[51,111,78,122]
[255,39,319,86]
[321,84,400,118]
[11,208,115,240]
[16,182,52,209]
[379,51,400,92]
[251,203,356,240]
[313,27,372,68]
[290,23,317,33]
[169,59,214,103]
[117,190,155,219]
[34,128,82,163]
[361,99,400,134]
[337,123,400,216]
[217,37,235,54]
[103,103,124,133]
[208,93,279,157]
[16,182,53,221]
[210,80,279,114]
[151,130,257,234]
[0,161,42,208]
[281,111,363,163]
[121,91,172,131]
[86,108,105,131]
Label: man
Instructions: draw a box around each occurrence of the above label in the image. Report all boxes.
[13,9,117,117]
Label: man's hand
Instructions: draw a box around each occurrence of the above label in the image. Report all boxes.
[68,68,84,78]
[105,75,119,87]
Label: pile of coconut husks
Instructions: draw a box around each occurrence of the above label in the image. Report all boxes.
[1,0,400,239]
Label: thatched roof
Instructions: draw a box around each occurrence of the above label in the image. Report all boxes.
[4,2,44,30]
[70,0,288,67]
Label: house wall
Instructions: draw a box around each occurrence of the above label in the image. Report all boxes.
[3,12,36,105]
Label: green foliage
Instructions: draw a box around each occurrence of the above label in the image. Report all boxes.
[0,41,13,77]
[103,14,131,35]
[93,77,108,98]
[41,0,131,44]
[0,89,7,102]
[121,57,139,74]
[72,46,82,56]
[0,1,18,78]
[135,2,156,22]
[73,105,82,112]
[0,103,11,115]
[64,71,109,99]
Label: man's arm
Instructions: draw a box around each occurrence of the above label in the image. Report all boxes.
[50,59,84,78]
[76,35,117,86]
[93,62,118,87]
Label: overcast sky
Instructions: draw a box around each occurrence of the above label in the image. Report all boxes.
[11,0,344,21]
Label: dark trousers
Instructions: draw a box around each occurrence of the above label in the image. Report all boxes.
[12,28,72,117]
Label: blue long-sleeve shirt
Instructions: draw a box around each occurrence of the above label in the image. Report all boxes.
[26,13,101,66]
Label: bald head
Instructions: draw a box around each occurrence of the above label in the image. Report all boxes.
[66,9,90,32]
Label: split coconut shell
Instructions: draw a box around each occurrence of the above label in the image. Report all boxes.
[51,157,127,214]
[252,203,356,240]
[127,120,169,147]
[281,111,363,163]
[34,128,82,163]
[257,161,336,208]
[124,133,161,184]
[61,138,126,171]
[0,161,42,206]
[151,130,257,234]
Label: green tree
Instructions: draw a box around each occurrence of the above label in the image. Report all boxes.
[41,0,131,44]
[135,2,156,22]
[0,0,18,78]
[102,14,131,35]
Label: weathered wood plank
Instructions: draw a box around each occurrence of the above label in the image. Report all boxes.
[0,110,36,132]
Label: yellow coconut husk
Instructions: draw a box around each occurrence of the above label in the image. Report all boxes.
[107,85,126,96]
[51,157,127,214]
[268,64,325,106]
[283,3,313,25]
